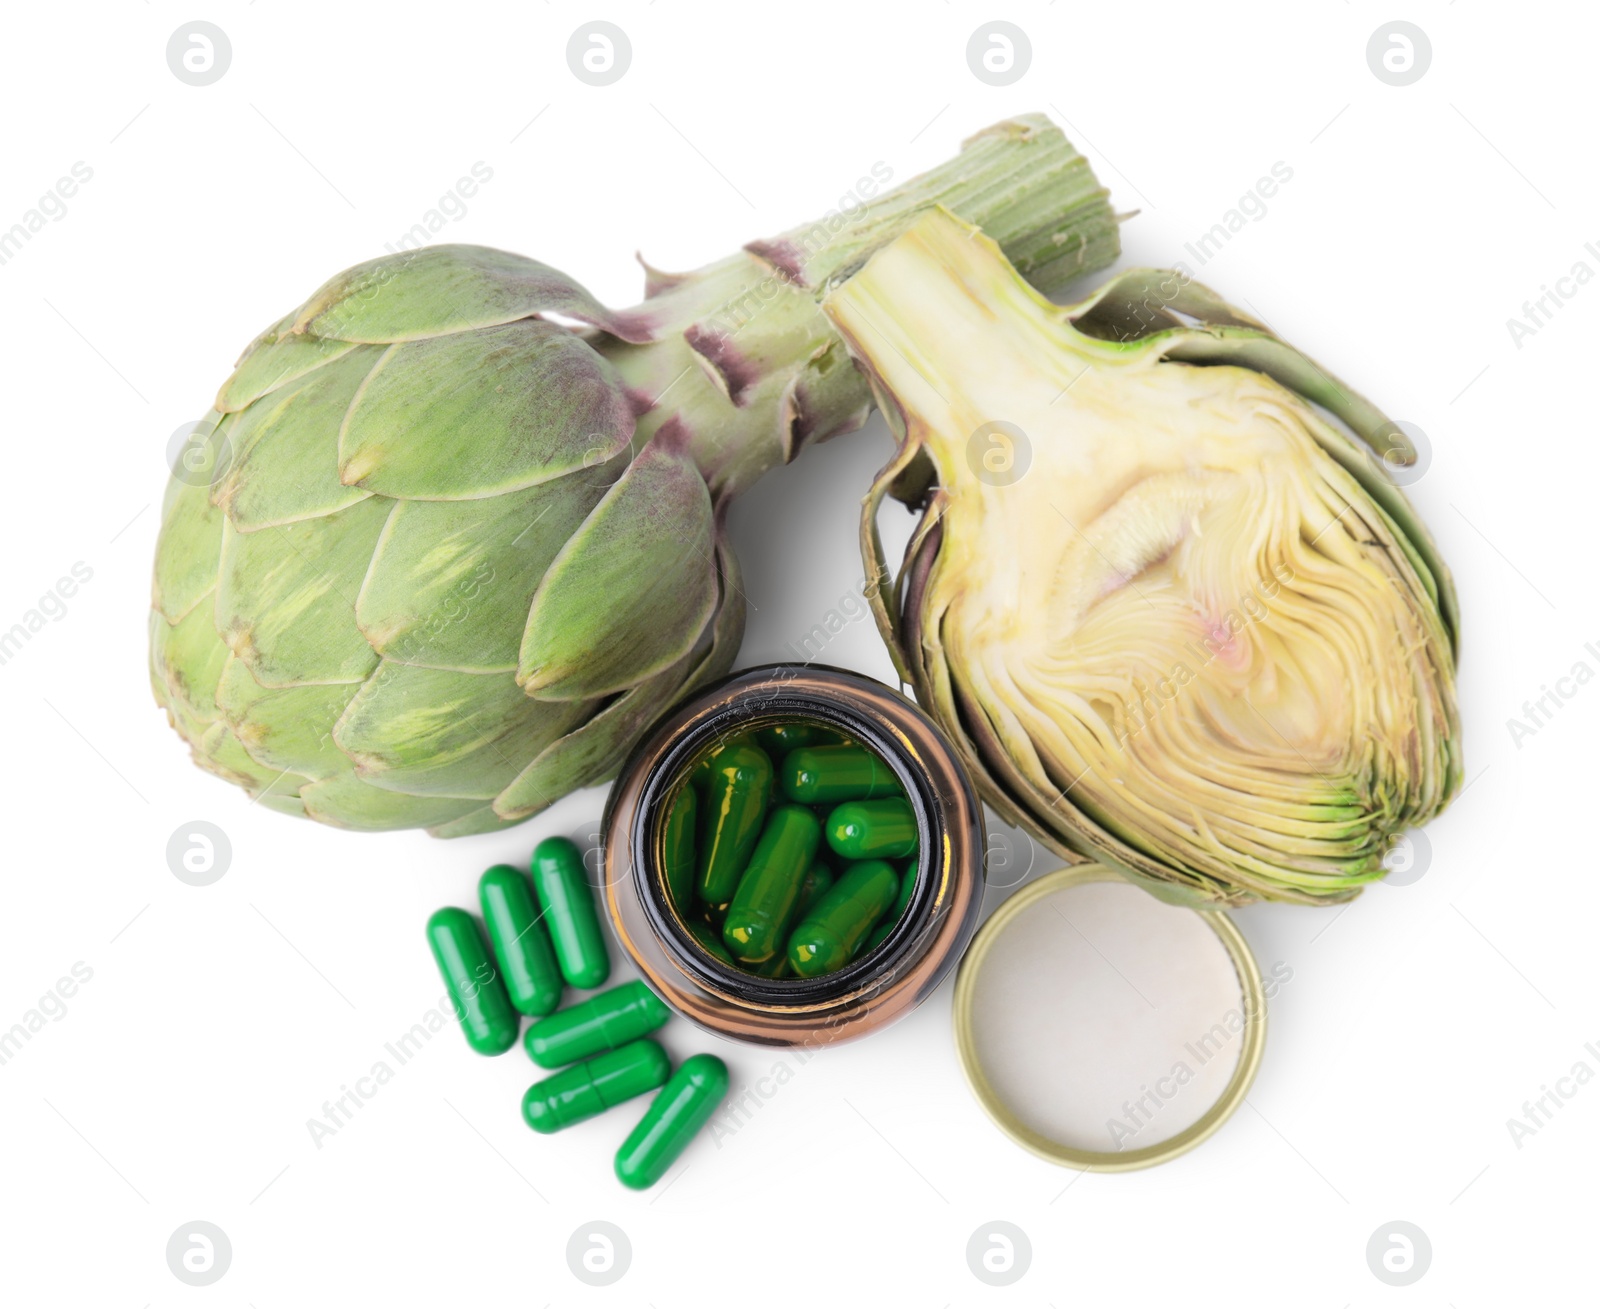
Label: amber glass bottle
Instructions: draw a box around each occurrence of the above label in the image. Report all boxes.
[602,665,986,1047]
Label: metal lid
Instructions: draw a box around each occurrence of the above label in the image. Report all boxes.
[952,864,1265,1172]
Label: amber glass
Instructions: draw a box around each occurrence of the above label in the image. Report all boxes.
[602,665,986,1047]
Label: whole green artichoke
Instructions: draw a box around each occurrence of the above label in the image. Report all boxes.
[150,116,1120,834]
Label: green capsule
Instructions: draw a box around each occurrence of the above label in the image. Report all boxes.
[615,1053,730,1190]
[687,920,736,965]
[426,908,519,1055]
[524,979,671,1069]
[787,860,901,977]
[751,952,791,978]
[661,785,698,914]
[888,857,918,922]
[826,797,919,860]
[689,730,756,787]
[530,837,611,990]
[859,859,918,956]
[782,744,901,805]
[755,722,838,756]
[793,861,835,920]
[696,742,773,907]
[861,920,893,956]
[522,1039,670,1134]
[722,805,821,963]
[478,864,563,1017]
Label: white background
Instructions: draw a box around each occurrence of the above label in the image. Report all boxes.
[1,1,1594,1303]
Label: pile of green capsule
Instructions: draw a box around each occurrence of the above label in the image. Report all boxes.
[662,721,920,979]
[426,836,728,1191]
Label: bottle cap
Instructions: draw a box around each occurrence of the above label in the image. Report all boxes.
[952,864,1265,1171]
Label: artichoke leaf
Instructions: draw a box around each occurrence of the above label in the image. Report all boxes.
[518,431,717,700]
[1067,267,1265,341]
[682,537,746,691]
[427,803,529,839]
[153,468,227,625]
[298,772,486,832]
[149,597,231,738]
[355,452,625,672]
[216,330,359,413]
[216,497,389,687]
[291,244,655,345]
[492,539,740,823]
[214,655,362,782]
[256,792,310,820]
[195,720,312,799]
[494,659,698,821]
[336,319,634,500]
[858,431,929,686]
[212,345,382,530]
[333,661,596,800]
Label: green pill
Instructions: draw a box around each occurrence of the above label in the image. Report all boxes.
[478,864,563,1018]
[782,744,901,805]
[751,953,791,978]
[522,1039,670,1134]
[787,860,901,977]
[861,920,893,956]
[661,785,698,913]
[859,860,918,956]
[426,907,519,1055]
[723,805,821,962]
[687,921,736,964]
[888,857,918,922]
[756,722,837,755]
[615,1053,730,1190]
[689,731,755,787]
[530,837,611,990]
[793,861,835,920]
[697,742,772,907]
[826,797,919,860]
[524,979,672,1069]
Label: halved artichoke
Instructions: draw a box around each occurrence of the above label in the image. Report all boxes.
[826,208,1462,905]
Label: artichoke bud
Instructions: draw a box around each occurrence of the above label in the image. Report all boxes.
[151,245,737,835]
[826,208,1462,905]
[151,119,1121,834]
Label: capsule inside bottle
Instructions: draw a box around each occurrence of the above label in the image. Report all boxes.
[656,714,923,984]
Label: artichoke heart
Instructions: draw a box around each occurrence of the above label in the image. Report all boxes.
[826,208,1461,904]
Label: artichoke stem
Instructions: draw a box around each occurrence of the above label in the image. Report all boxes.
[598,114,1120,502]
